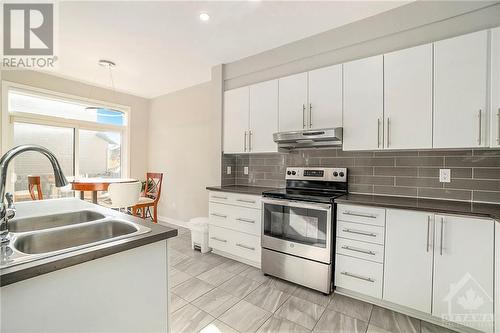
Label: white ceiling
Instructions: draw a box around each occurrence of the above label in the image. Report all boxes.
[48,1,408,98]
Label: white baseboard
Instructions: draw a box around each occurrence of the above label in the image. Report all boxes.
[158,216,189,229]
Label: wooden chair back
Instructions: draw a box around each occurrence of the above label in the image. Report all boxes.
[144,172,163,204]
[28,176,43,200]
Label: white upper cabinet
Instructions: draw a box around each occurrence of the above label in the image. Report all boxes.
[433,215,494,333]
[384,44,433,149]
[308,65,343,129]
[223,87,249,153]
[433,30,488,148]
[249,80,278,153]
[278,72,308,132]
[384,209,434,314]
[491,27,500,148]
[343,55,384,151]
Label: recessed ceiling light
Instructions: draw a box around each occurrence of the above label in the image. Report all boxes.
[199,13,210,21]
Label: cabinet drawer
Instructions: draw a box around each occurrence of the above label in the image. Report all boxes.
[337,221,385,245]
[336,238,384,263]
[209,225,261,264]
[338,204,386,226]
[209,191,261,209]
[335,254,383,299]
[209,202,261,236]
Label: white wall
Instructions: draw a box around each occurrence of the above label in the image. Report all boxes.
[148,77,221,223]
[0,70,151,180]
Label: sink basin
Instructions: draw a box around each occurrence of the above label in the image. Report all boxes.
[13,220,139,255]
[8,210,105,232]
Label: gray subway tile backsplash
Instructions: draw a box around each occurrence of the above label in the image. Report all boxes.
[221,148,500,204]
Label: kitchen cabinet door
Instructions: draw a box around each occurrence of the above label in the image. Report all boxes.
[249,79,278,153]
[491,27,500,148]
[278,72,308,132]
[383,209,434,313]
[433,30,488,148]
[384,44,433,149]
[223,87,249,153]
[343,55,384,150]
[433,215,494,333]
[308,65,342,129]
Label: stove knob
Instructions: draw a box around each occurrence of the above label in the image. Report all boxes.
[339,172,345,177]
[292,171,297,175]
[287,171,292,175]
[333,171,339,177]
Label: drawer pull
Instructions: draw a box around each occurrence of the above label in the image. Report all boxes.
[342,228,377,237]
[236,243,255,251]
[212,195,228,200]
[210,213,227,218]
[237,199,256,204]
[210,237,227,243]
[341,271,375,283]
[343,211,377,219]
[341,245,375,256]
[236,218,255,224]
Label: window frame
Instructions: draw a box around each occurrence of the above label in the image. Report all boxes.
[1,81,131,194]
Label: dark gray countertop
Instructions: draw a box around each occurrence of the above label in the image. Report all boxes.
[335,194,500,221]
[206,185,277,196]
[0,198,178,286]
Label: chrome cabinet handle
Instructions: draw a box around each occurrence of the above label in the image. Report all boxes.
[343,211,377,219]
[244,131,247,152]
[210,213,227,218]
[210,237,227,243]
[497,108,500,145]
[341,271,375,283]
[302,104,306,128]
[212,195,227,200]
[236,218,255,224]
[341,245,375,255]
[309,103,312,128]
[236,243,255,251]
[478,110,482,145]
[377,118,381,148]
[440,217,444,256]
[342,228,377,237]
[237,199,256,204]
[426,216,431,253]
[248,130,253,152]
[386,117,390,147]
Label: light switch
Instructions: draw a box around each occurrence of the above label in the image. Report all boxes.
[244,166,249,175]
[439,169,451,183]
[226,166,231,175]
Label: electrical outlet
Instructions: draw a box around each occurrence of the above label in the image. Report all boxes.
[439,169,451,183]
[244,166,249,175]
[226,166,231,175]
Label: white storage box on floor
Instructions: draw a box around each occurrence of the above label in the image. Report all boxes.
[187,217,211,253]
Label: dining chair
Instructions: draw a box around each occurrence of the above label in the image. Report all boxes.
[28,176,43,200]
[99,181,142,211]
[132,172,163,223]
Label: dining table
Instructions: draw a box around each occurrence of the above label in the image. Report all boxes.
[71,178,139,204]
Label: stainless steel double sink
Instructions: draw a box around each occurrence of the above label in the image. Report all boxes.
[1,209,151,268]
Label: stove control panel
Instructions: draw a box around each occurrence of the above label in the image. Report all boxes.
[286,167,347,182]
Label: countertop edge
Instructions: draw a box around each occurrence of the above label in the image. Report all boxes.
[206,185,275,196]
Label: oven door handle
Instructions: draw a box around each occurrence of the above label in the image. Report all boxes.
[261,198,332,211]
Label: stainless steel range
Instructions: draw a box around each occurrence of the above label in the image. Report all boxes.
[261,167,348,294]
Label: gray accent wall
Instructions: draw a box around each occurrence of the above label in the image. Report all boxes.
[222,149,500,204]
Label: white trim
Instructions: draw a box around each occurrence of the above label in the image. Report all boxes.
[158,216,189,229]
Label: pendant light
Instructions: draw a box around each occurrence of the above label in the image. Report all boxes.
[85,59,117,111]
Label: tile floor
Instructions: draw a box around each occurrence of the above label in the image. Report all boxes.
[166,224,457,333]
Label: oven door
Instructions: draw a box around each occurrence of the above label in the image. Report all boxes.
[261,198,332,263]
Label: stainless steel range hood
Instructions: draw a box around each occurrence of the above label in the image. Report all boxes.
[273,128,343,151]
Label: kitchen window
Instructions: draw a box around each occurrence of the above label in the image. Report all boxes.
[1,82,130,201]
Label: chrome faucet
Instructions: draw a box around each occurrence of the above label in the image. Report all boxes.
[0,145,68,247]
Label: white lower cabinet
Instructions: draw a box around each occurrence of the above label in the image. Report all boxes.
[432,215,494,333]
[208,191,262,267]
[383,209,434,314]
[336,204,496,333]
